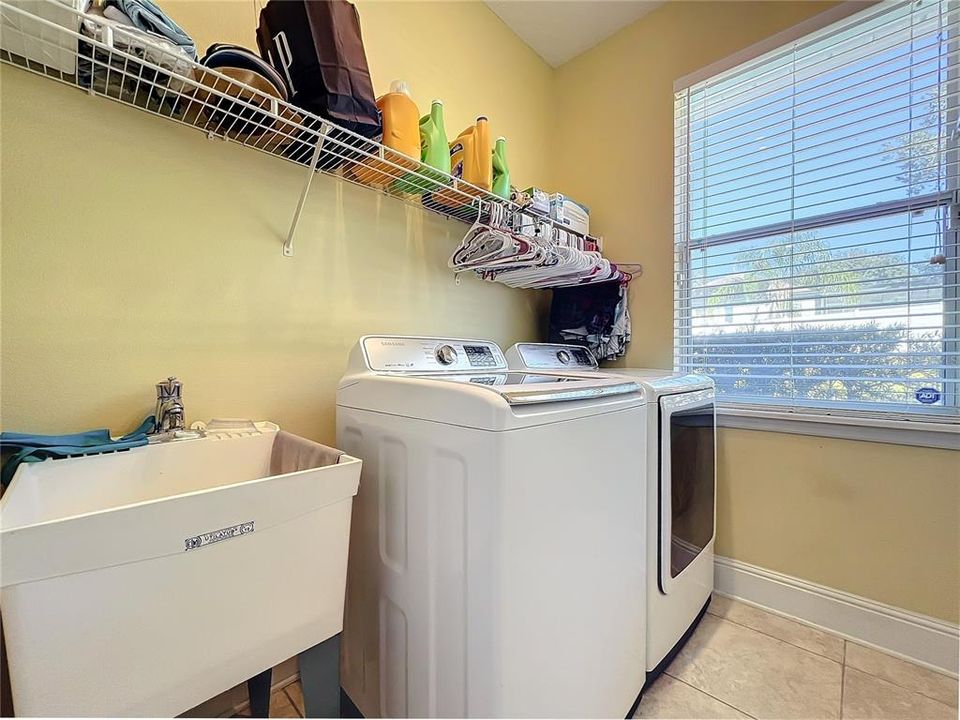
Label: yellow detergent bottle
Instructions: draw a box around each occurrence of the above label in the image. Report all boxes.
[379,80,420,161]
[492,136,509,200]
[450,116,492,192]
[354,80,420,187]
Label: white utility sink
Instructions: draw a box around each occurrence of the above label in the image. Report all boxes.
[0,422,361,717]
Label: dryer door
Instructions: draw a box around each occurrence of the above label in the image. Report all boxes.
[659,388,716,594]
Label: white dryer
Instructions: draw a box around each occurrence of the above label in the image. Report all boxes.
[336,336,649,718]
[506,343,716,687]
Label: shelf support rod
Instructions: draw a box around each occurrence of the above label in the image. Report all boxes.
[283,125,329,257]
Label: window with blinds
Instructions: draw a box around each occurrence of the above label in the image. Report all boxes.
[674,0,959,420]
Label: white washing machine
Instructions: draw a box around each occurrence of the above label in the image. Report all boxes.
[336,336,649,718]
[506,343,716,687]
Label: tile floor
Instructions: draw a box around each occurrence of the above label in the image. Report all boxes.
[244,595,958,719]
[635,595,959,719]
[234,678,305,718]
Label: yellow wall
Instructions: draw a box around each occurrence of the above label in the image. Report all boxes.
[717,430,959,622]
[553,1,959,623]
[0,1,554,443]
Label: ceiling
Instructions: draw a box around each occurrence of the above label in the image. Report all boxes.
[485,1,664,68]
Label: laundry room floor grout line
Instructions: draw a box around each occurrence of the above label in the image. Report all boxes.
[705,607,845,662]
[661,671,760,719]
[839,661,847,720]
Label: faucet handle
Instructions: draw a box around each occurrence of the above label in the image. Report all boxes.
[156,376,182,401]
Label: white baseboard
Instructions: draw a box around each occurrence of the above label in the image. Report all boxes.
[714,556,959,677]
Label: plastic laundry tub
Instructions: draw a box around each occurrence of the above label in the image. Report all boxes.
[0,422,361,717]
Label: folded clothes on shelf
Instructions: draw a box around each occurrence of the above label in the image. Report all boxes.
[101,4,134,26]
[78,2,196,110]
[103,0,196,59]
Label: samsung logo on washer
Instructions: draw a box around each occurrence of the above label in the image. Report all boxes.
[184,521,255,551]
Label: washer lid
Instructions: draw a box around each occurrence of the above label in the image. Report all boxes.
[415,371,640,405]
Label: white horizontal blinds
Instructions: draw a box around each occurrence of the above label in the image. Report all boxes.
[674,0,960,418]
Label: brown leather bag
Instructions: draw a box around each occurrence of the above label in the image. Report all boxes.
[257,0,381,140]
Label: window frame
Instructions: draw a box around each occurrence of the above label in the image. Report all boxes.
[672,0,960,443]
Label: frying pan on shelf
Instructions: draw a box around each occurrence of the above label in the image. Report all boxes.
[192,44,301,148]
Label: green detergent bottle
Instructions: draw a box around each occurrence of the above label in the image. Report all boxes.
[421,100,451,176]
[492,136,510,200]
[392,99,449,195]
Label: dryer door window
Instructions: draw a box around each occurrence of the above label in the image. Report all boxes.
[659,391,716,592]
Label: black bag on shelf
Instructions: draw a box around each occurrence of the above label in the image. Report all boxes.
[256,0,382,147]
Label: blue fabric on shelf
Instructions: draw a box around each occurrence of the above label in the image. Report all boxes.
[0,416,155,487]
[103,0,196,58]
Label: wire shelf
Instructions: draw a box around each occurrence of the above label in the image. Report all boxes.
[0,0,641,285]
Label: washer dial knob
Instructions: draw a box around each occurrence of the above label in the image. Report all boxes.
[435,344,458,365]
[557,350,572,364]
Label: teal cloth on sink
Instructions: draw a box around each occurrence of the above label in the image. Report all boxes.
[0,416,155,487]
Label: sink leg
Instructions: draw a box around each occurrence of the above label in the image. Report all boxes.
[298,633,341,718]
[247,666,273,718]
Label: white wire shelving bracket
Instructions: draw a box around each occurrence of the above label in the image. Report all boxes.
[0,0,641,283]
[284,124,328,257]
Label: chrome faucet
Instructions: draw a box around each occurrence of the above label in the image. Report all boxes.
[152,376,186,436]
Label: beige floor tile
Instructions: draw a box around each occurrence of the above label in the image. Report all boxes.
[708,595,845,662]
[845,642,958,708]
[635,674,751,719]
[667,613,842,719]
[843,667,956,720]
[285,681,305,717]
[269,687,300,718]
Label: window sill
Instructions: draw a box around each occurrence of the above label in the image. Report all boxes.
[717,406,960,450]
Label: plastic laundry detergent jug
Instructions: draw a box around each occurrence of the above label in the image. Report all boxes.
[492,136,510,200]
[450,116,492,191]
[351,80,420,188]
[392,99,449,195]
[420,99,451,176]
[379,80,420,160]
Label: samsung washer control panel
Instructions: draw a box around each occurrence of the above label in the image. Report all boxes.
[362,336,507,373]
[509,343,598,370]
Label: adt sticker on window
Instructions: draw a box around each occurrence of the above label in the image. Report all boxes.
[915,388,941,405]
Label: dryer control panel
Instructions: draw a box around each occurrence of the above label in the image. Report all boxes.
[508,343,598,370]
[361,336,507,373]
